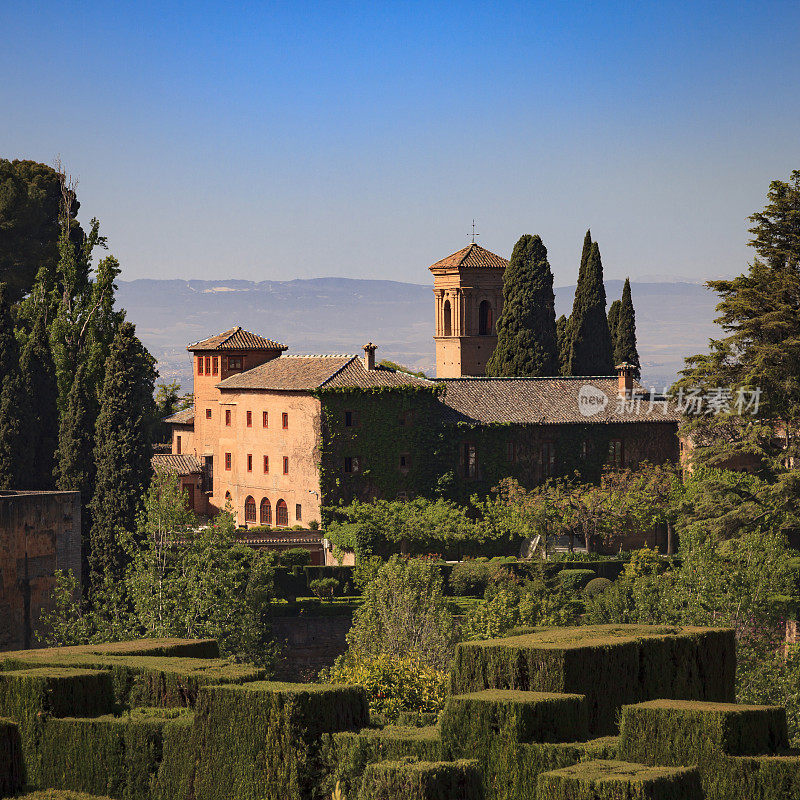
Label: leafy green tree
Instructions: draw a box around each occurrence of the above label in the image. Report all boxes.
[567,240,614,375]
[89,321,157,587]
[342,556,457,671]
[0,159,83,302]
[0,283,23,488]
[556,314,571,375]
[153,380,191,443]
[486,234,558,376]
[676,170,800,474]
[613,278,639,376]
[607,300,621,346]
[16,310,58,489]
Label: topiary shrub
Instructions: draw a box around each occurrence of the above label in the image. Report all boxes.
[358,759,483,800]
[583,577,613,598]
[537,759,703,799]
[310,577,339,602]
[554,570,596,593]
[0,718,23,796]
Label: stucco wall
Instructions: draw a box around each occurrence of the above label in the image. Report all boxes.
[0,491,81,651]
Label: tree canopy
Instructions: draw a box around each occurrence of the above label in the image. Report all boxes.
[486,234,558,376]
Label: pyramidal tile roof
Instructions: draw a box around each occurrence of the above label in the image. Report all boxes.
[187,326,287,352]
[429,242,509,271]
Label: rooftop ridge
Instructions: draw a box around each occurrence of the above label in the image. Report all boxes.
[319,355,361,387]
[281,353,358,359]
[433,375,622,381]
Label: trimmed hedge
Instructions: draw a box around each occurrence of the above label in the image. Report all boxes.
[441,691,588,752]
[0,639,220,665]
[321,726,443,798]
[618,700,789,762]
[537,759,703,800]
[706,754,800,800]
[14,793,116,800]
[554,570,596,593]
[450,625,736,735]
[191,680,369,800]
[39,709,192,800]
[0,652,264,708]
[0,668,116,786]
[0,717,23,796]
[395,711,440,728]
[152,711,195,800]
[358,759,483,800]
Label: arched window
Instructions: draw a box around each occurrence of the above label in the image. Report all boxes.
[276,499,288,527]
[260,497,272,525]
[244,495,256,523]
[443,299,452,337]
[224,491,232,504]
[479,300,493,335]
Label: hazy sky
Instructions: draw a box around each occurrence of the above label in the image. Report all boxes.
[3,1,799,288]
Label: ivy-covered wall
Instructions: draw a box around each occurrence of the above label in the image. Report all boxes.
[316,384,679,509]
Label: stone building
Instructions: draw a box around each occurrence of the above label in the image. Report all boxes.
[162,244,680,526]
[0,490,82,650]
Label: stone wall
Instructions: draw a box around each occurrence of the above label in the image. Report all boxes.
[0,491,81,651]
[271,611,353,681]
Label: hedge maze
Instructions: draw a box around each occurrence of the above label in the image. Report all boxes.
[0,625,799,800]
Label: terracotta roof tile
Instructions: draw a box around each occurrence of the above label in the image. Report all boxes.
[163,408,194,425]
[217,355,435,391]
[187,326,287,352]
[429,243,509,271]
[152,453,203,474]
[437,377,681,425]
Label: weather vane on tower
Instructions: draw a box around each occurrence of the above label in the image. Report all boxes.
[468,220,480,243]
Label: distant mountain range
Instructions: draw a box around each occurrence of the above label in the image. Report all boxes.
[117,277,721,392]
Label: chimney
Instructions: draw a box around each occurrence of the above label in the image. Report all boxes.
[363,342,377,371]
[616,362,635,398]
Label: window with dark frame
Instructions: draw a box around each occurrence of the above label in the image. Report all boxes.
[282,412,289,429]
[244,496,256,523]
[295,504,302,522]
[541,442,555,477]
[176,435,182,455]
[225,409,231,426]
[263,411,268,428]
[204,356,211,374]
[247,454,252,472]
[260,498,271,525]
[276,499,288,527]
[228,356,243,371]
[225,452,232,470]
[609,439,624,467]
[197,357,204,375]
[263,455,269,473]
[462,442,477,479]
[506,441,515,462]
[246,411,252,427]
[344,456,360,474]
[206,408,212,419]
[345,411,355,427]
[212,357,219,376]
[283,456,289,474]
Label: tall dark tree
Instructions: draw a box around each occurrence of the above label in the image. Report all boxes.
[0,283,23,488]
[676,170,800,474]
[556,314,571,375]
[16,310,59,489]
[607,300,621,346]
[90,321,157,587]
[0,160,83,302]
[486,234,558,376]
[567,241,614,375]
[613,278,640,377]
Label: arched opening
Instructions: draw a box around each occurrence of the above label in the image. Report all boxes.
[244,495,256,523]
[479,300,493,335]
[276,499,288,527]
[260,497,272,525]
[443,299,452,337]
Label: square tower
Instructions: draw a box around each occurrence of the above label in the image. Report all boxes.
[429,243,509,377]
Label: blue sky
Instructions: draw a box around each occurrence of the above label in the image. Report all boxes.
[2,1,799,287]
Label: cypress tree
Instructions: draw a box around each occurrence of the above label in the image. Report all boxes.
[90,321,156,587]
[486,234,558,376]
[567,241,614,375]
[556,314,571,375]
[0,283,23,488]
[607,299,621,346]
[613,278,640,377]
[16,309,59,489]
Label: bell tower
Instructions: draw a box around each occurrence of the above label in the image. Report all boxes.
[430,243,509,378]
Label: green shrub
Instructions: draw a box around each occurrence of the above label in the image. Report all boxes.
[191,680,369,800]
[554,570,596,593]
[450,562,492,596]
[321,656,448,723]
[705,754,800,800]
[310,578,339,601]
[0,668,115,785]
[395,711,440,728]
[537,759,703,799]
[39,709,193,800]
[441,691,588,753]
[0,717,23,796]
[152,711,195,800]
[450,625,736,735]
[583,577,613,598]
[320,726,443,798]
[358,759,483,800]
[14,792,116,800]
[280,549,313,568]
